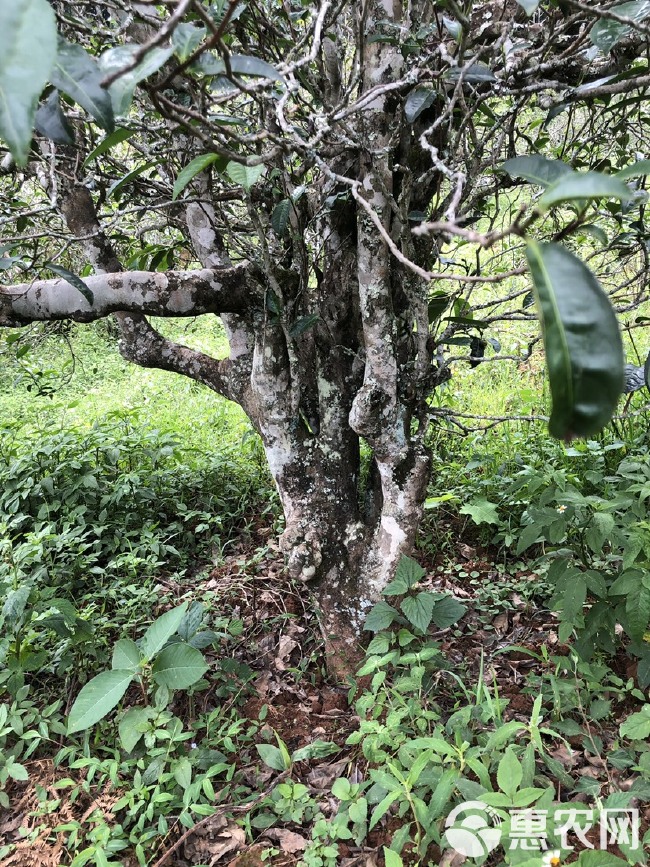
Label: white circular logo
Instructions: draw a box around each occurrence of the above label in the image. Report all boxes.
[444,801,503,857]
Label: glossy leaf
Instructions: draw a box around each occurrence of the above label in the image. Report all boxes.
[151,642,208,688]
[197,53,284,82]
[84,127,134,166]
[141,602,188,659]
[590,1,650,53]
[99,45,173,116]
[289,314,319,338]
[45,264,94,305]
[615,159,650,180]
[404,87,437,123]
[106,161,156,201]
[446,63,496,83]
[271,199,291,235]
[172,23,206,62]
[34,91,74,145]
[173,153,225,200]
[0,0,57,165]
[68,669,134,733]
[226,160,265,191]
[525,241,624,439]
[538,172,632,210]
[51,42,114,132]
[502,155,573,187]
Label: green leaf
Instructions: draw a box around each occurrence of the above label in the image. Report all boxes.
[516,0,540,13]
[289,314,319,339]
[7,761,28,782]
[225,160,265,191]
[112,638,141,673]
[0,0,58,165]
[51,42,115,132]
[291,740,339,762]
[141,602,188,659]
[151,642,208,689]
[271,199,291,235]
[577,851,632,866]
[620,705,650,740]
[404,87,436,123]
[173,757,192,790]
[83,127,134,166]
[68,670,134,733]
[256,743,290,771]
[363,601,400,632]
[497,747,522,799]
[118,706,151,752]
[199,53,284,82]
[369,791,400,830]
[106,161,156,201]
[98,45,173,115]
[538,172,633,210]
[526,241,624,439]
[431,596,467,629]
[383,848,404,867]
[34,91,74,145]
[625,584,650,641]
[503,154,573,187]
[445,63,496,83]
[385,555,426,595]
[459,498,500,525]
[590,2,650,53]
[172,153,225,200]
[45,264,94,306]
[401,592,435,633]
[615,159,650,181]
[172,23,206,62]
[427,768,459,820]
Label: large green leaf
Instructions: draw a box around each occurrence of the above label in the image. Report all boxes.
[0,0,58,165]
[34,91,74,145]
[51,42,114,132]
[538,172,632,210]
[226,160,265,191]
[99,45,173,116]
[526,241,624,439]
[84,127,134,166]
[401,592,436,633]
[172,23,206,62]
[67,669,134,733]
[112,638,141,673]
[151,642,208,688]
[590,1,650,53]
[45,264,94,305]
[140,602,188,660]
[404,87,437,123]
[173,153,225,200]
[502,155,573,187]
[197,53,284,82]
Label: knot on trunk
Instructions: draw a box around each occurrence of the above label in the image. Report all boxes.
[280,524,323,582]
[349,381,392,438]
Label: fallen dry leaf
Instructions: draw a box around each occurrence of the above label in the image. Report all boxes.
[263,828,308,853]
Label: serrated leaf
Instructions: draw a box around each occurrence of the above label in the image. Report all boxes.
[431,596,466,629]
[363,601,400,632]
[526,241,624,439]
[225,160,265,191]
[98,45,173,116]
[45,263,94,305]
[401,592,435,633]
[7,761,28,781]
[404,87,436,123]
[172,23,206,62]
[151,642,208,689]
[497,747,522,799]
[616,159,650,181]
[577,851,634,866]
[394,555,426,590]
[51,41,114,132]
[0,0,58,165]
[173,153,224,200]
[538,172,633,210]
[383,848,404,867]
[68,669,134,733]
[83,127,134,166]
[271,199,291,235]
[119,706,151,752]
[502,155,574,187]
[141,602,188,659]
[112,638,141,673]
[625,583,650,641]
[590,1,650,52]
[35,91,74,145]
[459,498,500,526]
